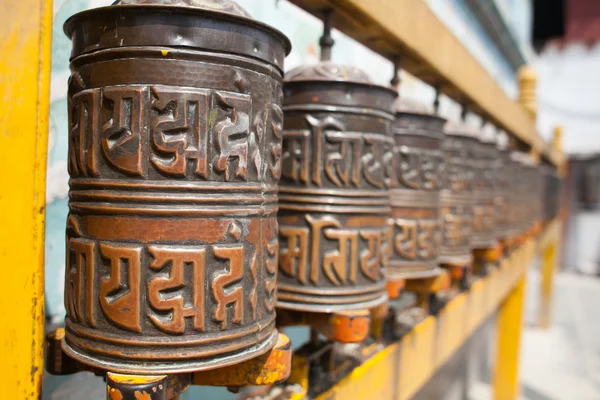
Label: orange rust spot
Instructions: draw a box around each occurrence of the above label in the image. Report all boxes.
[134,391,152,400]
[107,386,124,400]
[386,279,405,299]
[192,333,292,386]
[312,96,320,102]
[447,265,464,280]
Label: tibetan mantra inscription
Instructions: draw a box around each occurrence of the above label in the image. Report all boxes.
[62,1,290,374]
[386,110,445,279]
[277,65,397,312]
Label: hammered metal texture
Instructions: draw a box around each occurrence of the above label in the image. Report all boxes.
[510,152,536,234]
[62,2,290,374]
[277,62,397,312]
[386,104,445,280]
[439,122,477,265]
[541,164,561,222]
[494,148,513,239]
[471,138,498,249]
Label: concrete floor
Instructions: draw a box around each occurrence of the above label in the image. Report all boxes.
[518,270,600,400]
[465,270,600,400]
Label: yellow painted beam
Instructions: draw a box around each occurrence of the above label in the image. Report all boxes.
[493,276,527,400]
[0,0,52,398]
[290,0,561,166]
[313,235,537,400]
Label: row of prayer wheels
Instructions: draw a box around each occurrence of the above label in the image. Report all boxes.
[54,0,561,386]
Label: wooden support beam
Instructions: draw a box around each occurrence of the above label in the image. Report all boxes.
[290,0,562,166]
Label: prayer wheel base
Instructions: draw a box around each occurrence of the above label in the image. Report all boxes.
[473,242,503,275]
[276,293,388,315]
[441,262,473,292]
[61,330,279,375]
[47,331,292,399]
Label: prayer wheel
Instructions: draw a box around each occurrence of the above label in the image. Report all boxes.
[277,62,396,312]
[62,0,291,374]
[471,133,498,249]
[511,152,536,233]
[494,146,513,240]
[542,164,562,222]
[386,98,445,280]
[439,122,477,266]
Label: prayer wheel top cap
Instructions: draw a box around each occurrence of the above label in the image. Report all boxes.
[285,61,372,84]
[444,120,480,140]
[64,0,291,73]
[393,96,433,115]
[511,151,536,167]
[479,124,497,145]
[113,0,252,16]
[283,62,397,114]
[392,97,445,139]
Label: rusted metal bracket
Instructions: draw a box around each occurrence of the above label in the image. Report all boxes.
[277,309,372,344]
[473,241,503,275]
[106,373,168,400]
[404,269,452,315]
[192,333,292,387]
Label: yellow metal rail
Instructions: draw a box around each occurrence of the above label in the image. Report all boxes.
[0,0,53,398]
[290,0,563,167]
[299,226,551,400]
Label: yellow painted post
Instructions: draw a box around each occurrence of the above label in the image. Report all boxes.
[538,241,556,329]
[493,276,526,400]
[0,0,53,398]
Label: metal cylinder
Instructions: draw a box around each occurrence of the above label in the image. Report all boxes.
[277,63,396,312]
[494,147,513,240]
[439,122,477,265]
[542,164,561,222]
[386,99,445,279]
[502,152,521,238]
[62,0,291,374]
[471,134,498,249]
[510,152,536,234]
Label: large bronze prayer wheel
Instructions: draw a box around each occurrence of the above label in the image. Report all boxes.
[471,134,498,249]
[62,0,291,374]
[386,99,445,279]
[439,122,477,266]
[277,63,396,312]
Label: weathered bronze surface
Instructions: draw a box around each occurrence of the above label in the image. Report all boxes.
[494,147,513,240]
[277,62,396,312]
[439,122,477,265]
[386,98,445,279]
[510,152,536,234]
[471,134,498,249]
[541,164,561,222]
[62,0,291,374]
